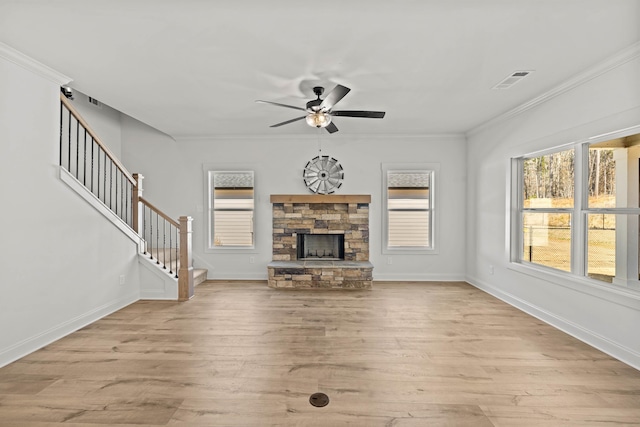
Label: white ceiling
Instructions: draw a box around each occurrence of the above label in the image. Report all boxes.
[1,0,639,138]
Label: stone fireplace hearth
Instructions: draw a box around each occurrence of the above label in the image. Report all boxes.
[268,194,373,289]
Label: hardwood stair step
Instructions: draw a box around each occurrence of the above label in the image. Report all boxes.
[194,268,208,287]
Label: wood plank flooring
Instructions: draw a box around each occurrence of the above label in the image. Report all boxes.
[1,281,639,426]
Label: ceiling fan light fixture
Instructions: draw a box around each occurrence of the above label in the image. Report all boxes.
[306,111,332,128]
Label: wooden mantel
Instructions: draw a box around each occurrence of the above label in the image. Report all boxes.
[270,194,371,204]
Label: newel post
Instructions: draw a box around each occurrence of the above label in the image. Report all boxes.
[178,216,194,301]
[132,173,144,233]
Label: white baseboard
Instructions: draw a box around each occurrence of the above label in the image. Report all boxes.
[0,294,138,368]
[140,289,178,300]
[466,275,640,371]
[209,272,269,280]
[373,272,466,281]
[204,272,467,282]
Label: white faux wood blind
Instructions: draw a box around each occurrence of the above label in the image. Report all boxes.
[387,172,431,248]
[213,172,254,247]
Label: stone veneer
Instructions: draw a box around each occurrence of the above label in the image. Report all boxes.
[268,195,373,289]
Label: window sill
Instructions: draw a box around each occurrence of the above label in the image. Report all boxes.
[205,246,257,254]
[382,246,439,255]
[508,261,640,310]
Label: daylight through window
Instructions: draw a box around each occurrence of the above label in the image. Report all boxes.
[513,131,640,288]
[521,148,574,272]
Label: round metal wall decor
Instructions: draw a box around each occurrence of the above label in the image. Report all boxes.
[303,155,344,194]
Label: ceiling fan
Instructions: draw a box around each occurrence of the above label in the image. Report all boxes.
[256,84,385,134]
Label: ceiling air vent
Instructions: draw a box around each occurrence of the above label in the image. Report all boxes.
[88,97,102,108]
[492,70,534,89]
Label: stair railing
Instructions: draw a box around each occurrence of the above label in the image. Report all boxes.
[60,95,136,227]
[59,94,194,301]
[137,192,194,301]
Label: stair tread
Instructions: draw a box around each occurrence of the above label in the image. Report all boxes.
[193,268,208,286]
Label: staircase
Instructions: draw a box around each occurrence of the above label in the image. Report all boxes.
[59,92,206,299]
[193,269,207,286]
[145,247,208,287]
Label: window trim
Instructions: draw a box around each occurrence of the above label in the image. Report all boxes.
[510,125,640,292]
[513,146,577,273]
[204,165,257,253]
[382,162,439,255]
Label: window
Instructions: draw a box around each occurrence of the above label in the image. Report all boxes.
[208,171,254,248]
[383,164,437,253]
[584,137,640,284]
[513,130,640,289]
[520,148,575,272]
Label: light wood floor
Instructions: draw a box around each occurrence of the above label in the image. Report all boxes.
[1,281,639,426]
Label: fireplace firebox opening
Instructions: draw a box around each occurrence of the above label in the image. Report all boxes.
[297,234,345,260]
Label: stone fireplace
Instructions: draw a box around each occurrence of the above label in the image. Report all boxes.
[268,194,373,289]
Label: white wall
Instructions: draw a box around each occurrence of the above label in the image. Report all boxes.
[121,116,467,281]
[0,49,140,367]
[66,90,123,158]
[466,53,640,369]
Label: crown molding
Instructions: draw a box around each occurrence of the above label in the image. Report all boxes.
[174,132,466,143]
[467,40,640,137]
[0,42,71,85]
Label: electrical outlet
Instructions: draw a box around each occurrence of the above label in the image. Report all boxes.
[249,256,255,264]
[489,265,494,275]
[387,257,393,265]
[119,275,126,285]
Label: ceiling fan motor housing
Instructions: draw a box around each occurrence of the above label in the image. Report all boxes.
[306,86,325,111]
[306,99,323,111]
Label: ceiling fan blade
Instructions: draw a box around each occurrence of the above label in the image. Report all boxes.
[320,84,350,110]
[331,110,385,118]
[256,100,307,112]
[325,122,339,134]
[270,116,306,127]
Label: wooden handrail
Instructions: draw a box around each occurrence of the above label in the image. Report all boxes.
[60,94,136,186]
[139,196,180,228]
